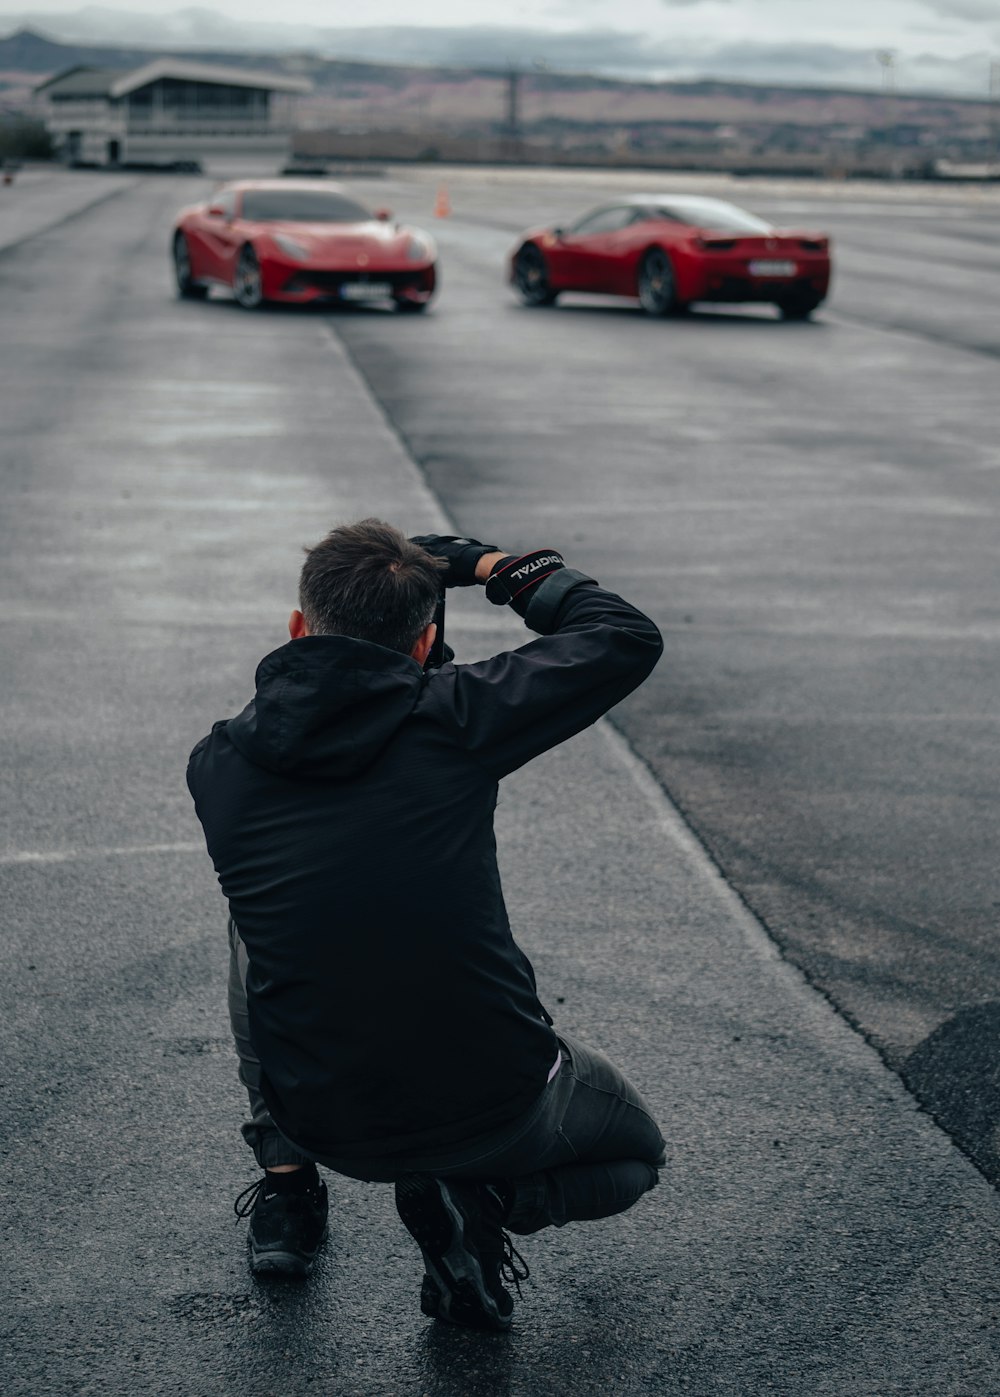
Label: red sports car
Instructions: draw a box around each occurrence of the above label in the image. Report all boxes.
[171,180,437,312]
[510,194,831,319]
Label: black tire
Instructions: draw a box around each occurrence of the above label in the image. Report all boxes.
[233,243,264,309]
[637,248,678,316]
[777,296,822,321]
[513,244,558,307]
[173,232,208,300]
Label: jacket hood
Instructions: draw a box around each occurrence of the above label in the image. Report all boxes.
[226,636,426,780]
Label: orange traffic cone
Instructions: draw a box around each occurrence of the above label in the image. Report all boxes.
[434,184,451,218]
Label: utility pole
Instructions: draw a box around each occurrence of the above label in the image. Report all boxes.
[506,67,521,137]
[502,64,522,161]
[876,49,896,93]
[876,50,898,178]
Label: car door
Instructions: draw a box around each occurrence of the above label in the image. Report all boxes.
[193,187,240,283]
[551,206,641,292]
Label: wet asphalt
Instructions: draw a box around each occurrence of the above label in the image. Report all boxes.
[2,164,999,1396]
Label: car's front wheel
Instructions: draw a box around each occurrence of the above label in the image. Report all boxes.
[513,244,558,306]
[777,295,822,321]
[173,232,208,300]
[637,248,678,316]
[233,244,264,309]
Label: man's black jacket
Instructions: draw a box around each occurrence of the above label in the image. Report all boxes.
[187,570,662,1163]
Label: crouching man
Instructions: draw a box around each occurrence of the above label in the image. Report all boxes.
[187,519,666,1332]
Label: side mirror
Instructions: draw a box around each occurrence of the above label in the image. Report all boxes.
[374,207,393,222]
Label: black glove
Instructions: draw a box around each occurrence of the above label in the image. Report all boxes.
[409,534,500,588]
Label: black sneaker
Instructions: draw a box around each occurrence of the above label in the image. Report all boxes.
[395,1176,528,1333]
[234,1173,329,1277]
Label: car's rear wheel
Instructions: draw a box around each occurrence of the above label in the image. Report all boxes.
[777,295,822,321]
[233,244,264,309]
[513,244,558,306]
[637,248,677,316]
[173,232,208,300]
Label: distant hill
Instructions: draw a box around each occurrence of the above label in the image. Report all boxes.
[3,27,993,170]
[0,25,306,74]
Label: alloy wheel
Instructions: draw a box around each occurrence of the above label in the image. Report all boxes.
[637,249,676,316]
[234,246,264,309]
[514,245,557,307]
[173,233,207,299]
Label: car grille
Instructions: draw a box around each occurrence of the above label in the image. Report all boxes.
[283,270,428,293]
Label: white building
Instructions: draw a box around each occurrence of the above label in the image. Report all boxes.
[35,58,312,169]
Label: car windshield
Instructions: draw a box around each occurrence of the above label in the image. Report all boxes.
[649,197,773,233]
[239,190,372,223]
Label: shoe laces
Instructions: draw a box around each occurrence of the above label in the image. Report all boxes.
[499,1230,530,1299]
[233,1176,267,1222]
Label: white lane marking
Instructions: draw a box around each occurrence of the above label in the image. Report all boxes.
[0,842,204,866]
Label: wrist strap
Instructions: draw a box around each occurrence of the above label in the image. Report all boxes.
[485,550,566,606]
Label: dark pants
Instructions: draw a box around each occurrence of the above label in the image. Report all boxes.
[322,1033,666,1233]
[228,917,311,1168]
[228,920,665,1232]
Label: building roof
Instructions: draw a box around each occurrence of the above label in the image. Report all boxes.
[111,58,311,96]
[35,67,128,98]
[37,58,311,99]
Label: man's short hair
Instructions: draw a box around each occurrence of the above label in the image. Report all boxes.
[299,518,446,655]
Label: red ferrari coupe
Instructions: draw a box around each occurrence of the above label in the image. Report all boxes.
[510,194,831,319]
[171,180,437,311]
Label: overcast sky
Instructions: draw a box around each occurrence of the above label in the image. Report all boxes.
[4,1,999,95]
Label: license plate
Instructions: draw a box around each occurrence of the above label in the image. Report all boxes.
[748,259,797,277]
[340,281,392,301]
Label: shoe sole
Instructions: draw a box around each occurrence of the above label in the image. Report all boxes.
[396,1179,511,1333]
[249,1225,328,1278]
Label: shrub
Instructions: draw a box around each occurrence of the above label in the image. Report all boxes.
[0,117,54,161]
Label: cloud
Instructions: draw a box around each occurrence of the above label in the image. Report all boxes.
[693,37,993,94]
[0,9,991,96]
[327,25,672,73]
[920,0,999,18]
[701,39,871,79]
[308,28,994,95]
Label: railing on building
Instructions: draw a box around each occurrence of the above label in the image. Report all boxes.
[126,108,279,128]
[127,122,291,136]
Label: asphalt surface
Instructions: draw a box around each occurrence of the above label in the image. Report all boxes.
[335,165,1000,1179]
[2,164,999,1396]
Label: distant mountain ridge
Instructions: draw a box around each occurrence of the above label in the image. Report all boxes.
[2,27,991,108]
[3,26,993,171]
[0,8,993,97]
[0,24,292,74]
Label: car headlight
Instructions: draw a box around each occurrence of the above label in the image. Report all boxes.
[406,234,434,262]
[272,233,311,262]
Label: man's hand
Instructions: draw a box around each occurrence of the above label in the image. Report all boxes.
[475,550,509,581]
[409,534,506,587]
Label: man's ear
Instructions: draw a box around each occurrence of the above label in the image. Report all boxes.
[411,621,436,667]
[289,609,309,640]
